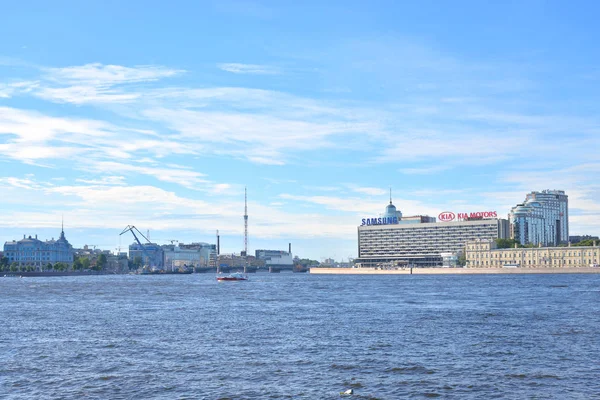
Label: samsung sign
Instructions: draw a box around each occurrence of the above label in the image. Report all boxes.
[361,217,399,226]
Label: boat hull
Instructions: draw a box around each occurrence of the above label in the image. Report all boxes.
[216,277,247,282]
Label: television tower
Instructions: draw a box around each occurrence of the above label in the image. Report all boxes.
[243,187,248,257]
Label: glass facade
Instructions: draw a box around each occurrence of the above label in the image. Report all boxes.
[509,190,569,246]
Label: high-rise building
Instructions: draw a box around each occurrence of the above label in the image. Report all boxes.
[509,190,568,246]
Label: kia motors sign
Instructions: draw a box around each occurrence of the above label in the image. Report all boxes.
[438,211,456,222]
[439,211,498,222]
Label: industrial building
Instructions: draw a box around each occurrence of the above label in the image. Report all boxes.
[466,239,599,268]
[128,242,164,268]
[356,199,509,268]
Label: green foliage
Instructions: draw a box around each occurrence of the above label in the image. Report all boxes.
[457,253,467,267]
[133,256,143,268]
[54,262,66,271]
[97,254,107,269]
[81,258,91,269]
[0,256,8,267]
[297,258,320,267]
[45,263,53,271]
[573,239,596,247]
[495,238,521,249]
[10,262,19,272]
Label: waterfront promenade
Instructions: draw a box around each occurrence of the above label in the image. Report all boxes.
[310,267,600,274]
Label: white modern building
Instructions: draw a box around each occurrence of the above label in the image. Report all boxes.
[3,228,74,269]
[255,249,294,267]
[509,190,569,246]
[163,242,217,269]
[357,200,509,268]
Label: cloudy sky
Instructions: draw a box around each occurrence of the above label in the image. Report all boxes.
[1,1,599,260]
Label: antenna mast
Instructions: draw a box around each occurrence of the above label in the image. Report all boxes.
[244,187,248,257]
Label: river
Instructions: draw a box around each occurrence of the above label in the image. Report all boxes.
[1,273,599,399]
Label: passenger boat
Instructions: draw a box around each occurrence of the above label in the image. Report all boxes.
[216,272,248,282]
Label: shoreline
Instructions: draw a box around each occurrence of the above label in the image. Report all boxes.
[310,267,600,275]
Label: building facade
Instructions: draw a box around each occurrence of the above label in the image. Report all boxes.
[466,239,599,268]
[255,249,294,267]
[3,229,74,269]
[357,200,509,268]
[162,242,217,269]
[129,242,164,268]
[509,190,569,246]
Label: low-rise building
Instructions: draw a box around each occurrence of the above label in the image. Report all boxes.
[255,249,293,267]
[3,228,73,269]
[162,242,216,269]
[129,242,164,268]
[466,239,600,268]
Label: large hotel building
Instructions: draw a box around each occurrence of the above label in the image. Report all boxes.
[356,199,509,267]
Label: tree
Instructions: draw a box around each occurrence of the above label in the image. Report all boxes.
[73,258,83,271]
[10,262,19,272]
[97,254,107,270]
[573,239,595,247]
[133,256,143,268]
[81,258,91,270]
[45,263,53,271]
[495,238,520,249]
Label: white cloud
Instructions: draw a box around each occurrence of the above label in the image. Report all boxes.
[44,63,182,85]
[217,63,280,75]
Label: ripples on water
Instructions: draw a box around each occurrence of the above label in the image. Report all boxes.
[1,273,599,399]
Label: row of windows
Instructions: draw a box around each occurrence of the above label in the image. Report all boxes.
[471,259,593,266]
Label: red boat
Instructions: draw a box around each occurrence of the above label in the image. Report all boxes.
[216,272,248,282]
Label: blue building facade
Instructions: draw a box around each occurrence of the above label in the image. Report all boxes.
[509,190,569,246]
[3,228,74,269]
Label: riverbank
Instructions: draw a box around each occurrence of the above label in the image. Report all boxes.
[310,267,600,275]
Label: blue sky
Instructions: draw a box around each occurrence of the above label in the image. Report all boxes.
[1,1,599,261]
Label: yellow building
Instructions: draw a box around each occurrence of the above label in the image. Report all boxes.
[466,239,600,268]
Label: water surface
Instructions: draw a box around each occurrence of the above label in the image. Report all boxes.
[1,273,599,399]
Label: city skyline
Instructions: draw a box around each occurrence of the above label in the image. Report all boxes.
[1,1,600,260]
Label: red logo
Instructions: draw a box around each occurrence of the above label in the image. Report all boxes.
[438,212,456,222]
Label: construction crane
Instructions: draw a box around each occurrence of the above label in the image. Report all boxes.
[120,225,153,267]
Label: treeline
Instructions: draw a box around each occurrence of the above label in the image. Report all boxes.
[0,253,111,273]
[495,238,597,249]
[296,258,320,267]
